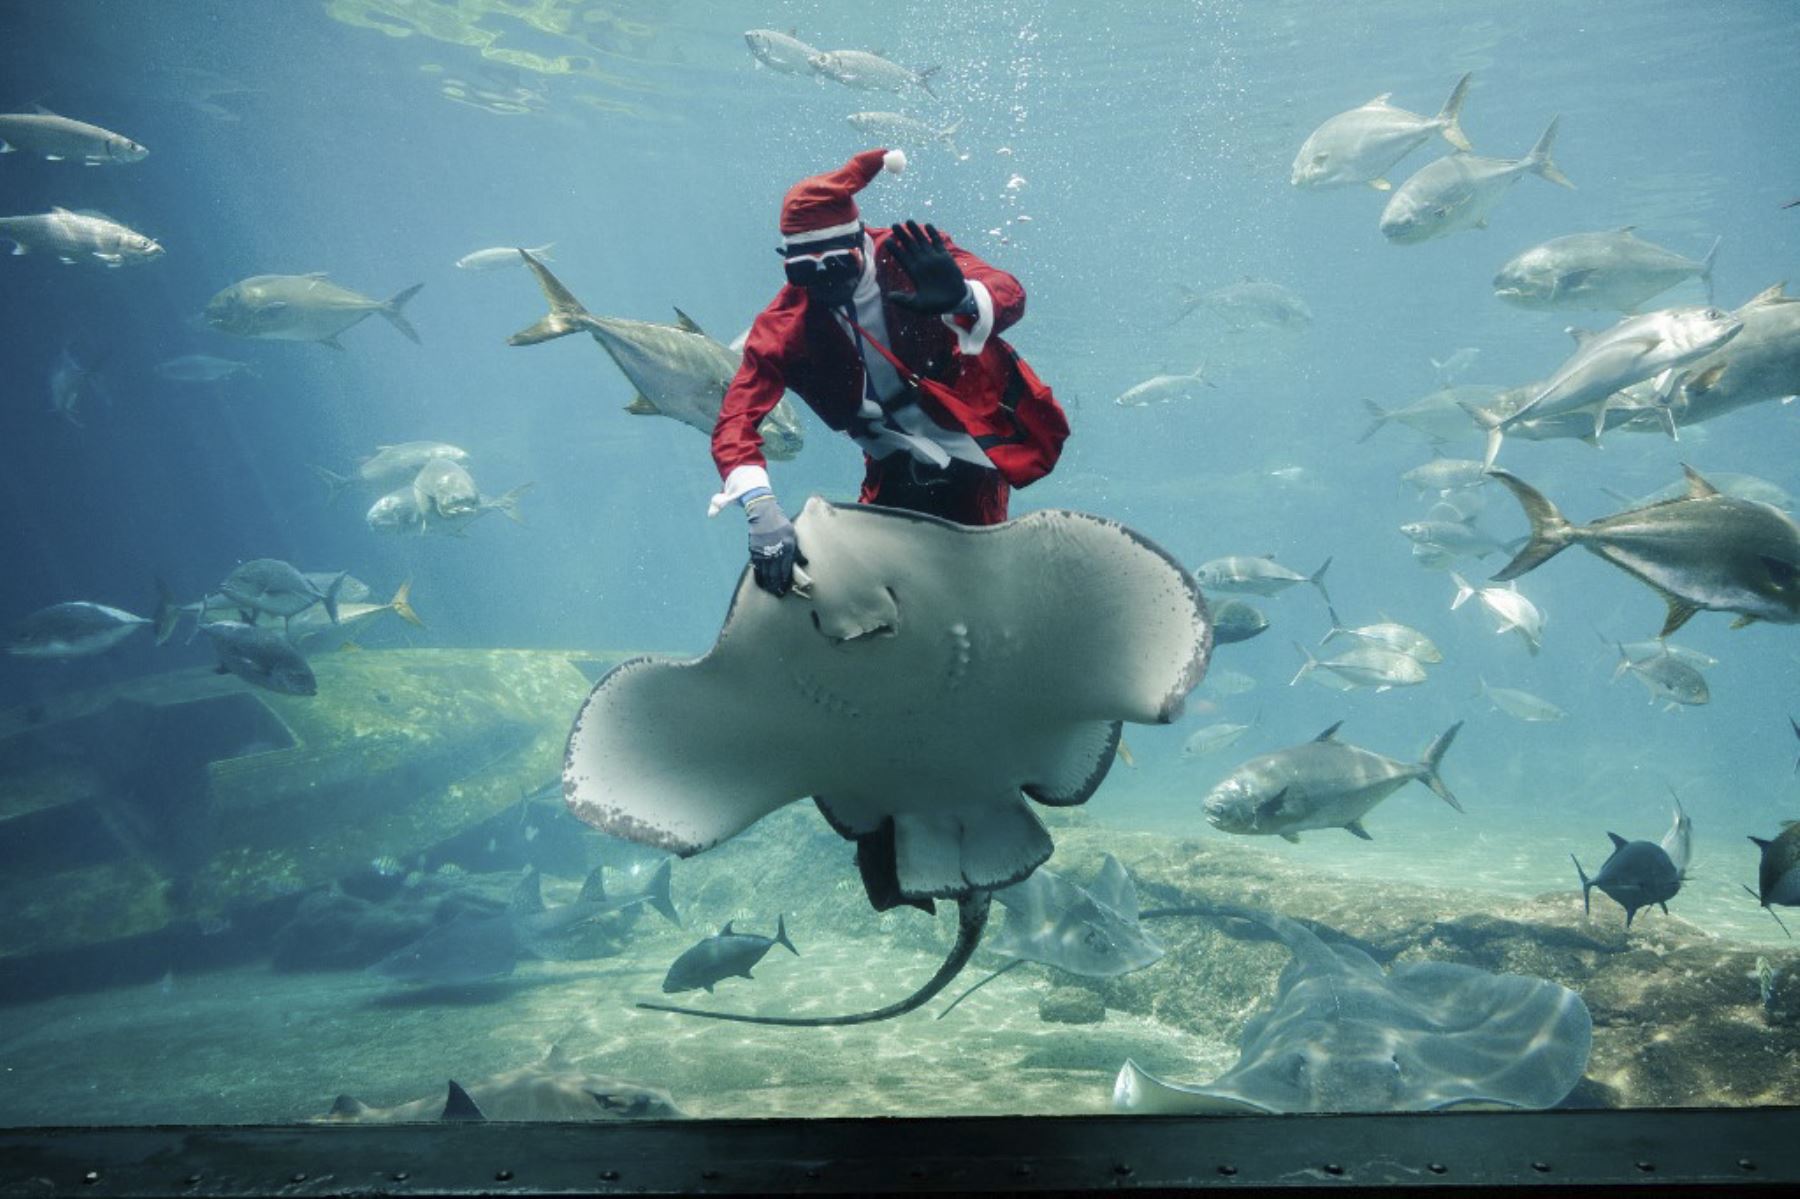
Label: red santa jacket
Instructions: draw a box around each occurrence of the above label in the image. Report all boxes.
[711,226,1027,482]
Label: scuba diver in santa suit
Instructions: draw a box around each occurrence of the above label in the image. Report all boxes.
[708,147,1068,596]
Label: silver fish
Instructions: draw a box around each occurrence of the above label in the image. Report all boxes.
[154,354,256,383]
[1477,678,1564,722]
[808,50,939,98]
[199,621,317,696]
[1402,458,1489,495]
[1183,719,1256,758]
[744,29,823,75]
[846,112,961,153]
[456,243,554,271]
[508,252,804,459]
[1291,642,1428,692]
[1675,283,1800,425]
[1321,610,1442,662]
[1175,279,1312,331]
[1479,305,1743,460]
[1611,642,1710,709]
[413,458,482,521]
[0,208,163,267]
[1495,228,1718,312]
[1290,74,1471,190]
[1400,515,1515,561]
[1449,571,1544,654]
[1489,467,1800,636]
[1360,385,1504,445]
[1379,118,1573,244]
[1114,365,1214,407]
[8,594,174,659]
[1195,555,1331,603]
[220,559,342,626]
[1203,721,1462,843]
[204,273,422,348]
[0,111,146,164]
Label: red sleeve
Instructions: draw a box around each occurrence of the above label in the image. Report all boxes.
[711,297,799,479]
[941,234,1025,336]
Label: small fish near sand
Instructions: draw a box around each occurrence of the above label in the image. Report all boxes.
[660,917,797,994]
[1747,821,1800,937]
[326,1045,683,1122]
[1572,832,1682,929]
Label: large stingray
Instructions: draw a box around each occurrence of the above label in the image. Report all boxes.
[565,499,1210,1024]
[938,854,1165,1018]
[1114,906,1591,1114]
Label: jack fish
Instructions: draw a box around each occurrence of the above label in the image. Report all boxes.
[1489,467,1800,636]
[205,273,423,348]
[1494,228,1719,312]
[1204,721,1463,843]
[508,251,803,460]
[1291,74,1471,190]
[1379,118,1573,244]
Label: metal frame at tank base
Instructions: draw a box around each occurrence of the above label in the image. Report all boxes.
[1,1108,1795,1197]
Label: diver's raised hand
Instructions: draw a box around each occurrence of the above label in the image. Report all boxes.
[884,221,969,315]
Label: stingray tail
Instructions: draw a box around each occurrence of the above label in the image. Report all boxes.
[1416,722,1464,812]
[1573,855,1593,914]
[1487,470,1577,582]
[935,957,1025,1020]
[636,892,990,1026]
[508,250,593,345]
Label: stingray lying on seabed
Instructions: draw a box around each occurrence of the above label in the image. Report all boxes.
[1113,905,1592,1114]
[563,499,1211,1024]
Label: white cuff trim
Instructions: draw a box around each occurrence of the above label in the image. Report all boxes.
[708,464,772,517]
[942,279,995,355]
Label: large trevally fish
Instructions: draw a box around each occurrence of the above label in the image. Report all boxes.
[1291,74,1471,191]
[508,250,803,460]
[205,273,423,348]
[1380,118,1573,244]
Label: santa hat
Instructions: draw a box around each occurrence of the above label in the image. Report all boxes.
[780,147,907,249]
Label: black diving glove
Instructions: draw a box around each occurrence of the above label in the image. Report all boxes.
[884,220,970,315]
[744,490,804,596]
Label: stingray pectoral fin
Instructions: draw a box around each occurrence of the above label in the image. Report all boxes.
[564,654,800,856]
[1022,720,1122,806]
[1112,1060,1270,1115]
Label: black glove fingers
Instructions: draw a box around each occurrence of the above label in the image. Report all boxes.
[924,223,946,250]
